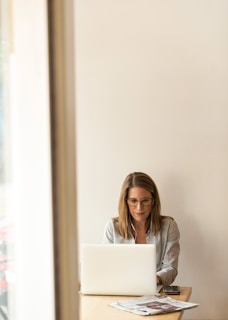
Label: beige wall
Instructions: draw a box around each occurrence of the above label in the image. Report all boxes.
[75,1,228,319]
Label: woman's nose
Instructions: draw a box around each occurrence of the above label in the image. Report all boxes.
[136,201,143,209]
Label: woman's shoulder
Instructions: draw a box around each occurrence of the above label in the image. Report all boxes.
[161,215,178,228]
[103,217,122,243]
[160,215,180,236]
[104,217,119,229]
[161,215,174,222]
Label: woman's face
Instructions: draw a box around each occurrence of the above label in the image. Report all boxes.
[127,187,153,225]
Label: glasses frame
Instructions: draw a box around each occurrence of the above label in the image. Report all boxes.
[126,197,153,208]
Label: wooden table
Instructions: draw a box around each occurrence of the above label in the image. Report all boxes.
[80,287,192,320]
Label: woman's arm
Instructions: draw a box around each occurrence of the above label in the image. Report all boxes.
[156,219,180,286]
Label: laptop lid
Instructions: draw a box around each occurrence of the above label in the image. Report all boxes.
[80,243,157,296]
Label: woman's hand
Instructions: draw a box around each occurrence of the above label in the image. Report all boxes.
[157,276,162,285]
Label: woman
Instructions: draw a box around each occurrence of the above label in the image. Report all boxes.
[103,172,180,286]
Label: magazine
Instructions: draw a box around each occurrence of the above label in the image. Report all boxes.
[110,294,198,316]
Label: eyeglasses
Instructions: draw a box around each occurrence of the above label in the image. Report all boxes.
[127,197,153,207]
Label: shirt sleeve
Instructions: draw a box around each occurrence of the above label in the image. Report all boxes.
[156,219,180,286]
[103,219,115,243]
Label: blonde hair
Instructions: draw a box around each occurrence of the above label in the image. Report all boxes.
[115,172,162,239]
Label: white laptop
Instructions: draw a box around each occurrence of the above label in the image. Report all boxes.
[80,243,157,296]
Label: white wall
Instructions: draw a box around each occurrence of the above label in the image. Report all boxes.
[75,1,228,319]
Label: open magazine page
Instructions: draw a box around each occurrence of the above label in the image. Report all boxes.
[110,295,198,316]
